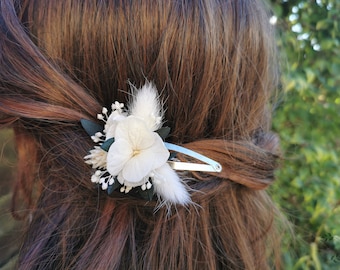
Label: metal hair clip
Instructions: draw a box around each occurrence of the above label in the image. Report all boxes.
[165,143,222,173]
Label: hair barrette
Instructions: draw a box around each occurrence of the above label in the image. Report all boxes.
[81,82,222,205]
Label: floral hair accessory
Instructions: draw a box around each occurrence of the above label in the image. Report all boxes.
[81,82,222,205]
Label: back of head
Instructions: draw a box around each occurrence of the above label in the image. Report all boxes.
[0,0,282,269]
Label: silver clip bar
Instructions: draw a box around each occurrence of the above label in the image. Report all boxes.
[164,142,222,173]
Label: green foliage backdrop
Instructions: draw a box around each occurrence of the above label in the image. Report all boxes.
[269,0,340,269]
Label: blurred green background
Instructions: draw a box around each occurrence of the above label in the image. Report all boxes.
[0,0,339,269]
[0,129,20,270]
[269,0,340,269]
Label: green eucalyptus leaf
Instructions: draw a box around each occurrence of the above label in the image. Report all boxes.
[107,178,121,195]
[155,126,171,140]
[169,152,177,160]
[145,187,154,201]
[101,137,115,152]
[81,119,103,137]
[137,185,154,201]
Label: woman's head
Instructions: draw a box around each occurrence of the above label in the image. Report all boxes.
[0,0,282,269]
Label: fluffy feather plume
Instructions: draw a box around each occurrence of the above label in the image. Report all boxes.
[153,164,191,205]
[129,82,163,131]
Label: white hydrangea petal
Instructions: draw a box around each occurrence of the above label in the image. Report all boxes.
[115,117,155,149]
[121,134,169,185]
[105,114,126,139]
[145,134,170,166]
[106,139,133,176]
[122,154,156,185]
[117,173,149,187]
[153,163,191,205]
[117,172,125,185]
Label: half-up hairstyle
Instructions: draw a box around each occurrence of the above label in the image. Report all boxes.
[0,0,284,269]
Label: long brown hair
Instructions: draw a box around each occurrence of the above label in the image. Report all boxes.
[0,0,283,269]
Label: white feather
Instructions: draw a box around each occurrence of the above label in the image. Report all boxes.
[153,163,191,205]
[129,82,163,131]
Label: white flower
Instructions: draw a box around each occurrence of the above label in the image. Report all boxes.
[84,82,192,206]
[102,102,127,139]
[105,113,126,139]
[106,116,170,187]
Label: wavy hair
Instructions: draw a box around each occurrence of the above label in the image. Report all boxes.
[0,0,284,269]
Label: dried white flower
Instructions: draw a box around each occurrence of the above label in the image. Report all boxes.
[84,82,191,205]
